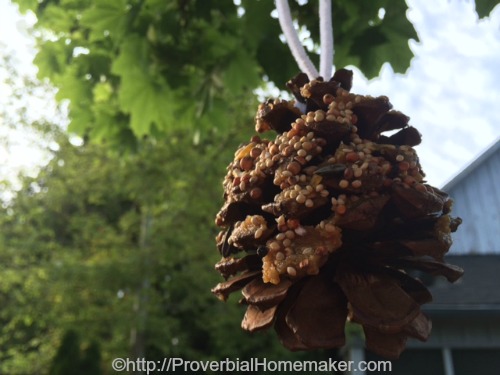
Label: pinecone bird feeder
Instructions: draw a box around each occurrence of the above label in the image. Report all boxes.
[212,0,463,359]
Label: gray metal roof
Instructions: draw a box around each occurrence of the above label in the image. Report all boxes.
[442,138,500,191]
[441,139,500,254]
[424,255,500,311]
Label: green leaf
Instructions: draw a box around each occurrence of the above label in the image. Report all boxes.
[80,0,129,42]
[55,64,91,103]
[92,82,113,103]
[33,40,70,80]
[41,4,77,32]
[223,50,260,93]
[475,0,500,18]
[14,0,39,13]
[53,63,93,134]
[244,0,297,87]
[347,1,418,77]
[111,36,174,136]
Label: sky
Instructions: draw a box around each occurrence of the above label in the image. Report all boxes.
[0,0,49,192]
[352,0,500,187]
[0,0,499,190]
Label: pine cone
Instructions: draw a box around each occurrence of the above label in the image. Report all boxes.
[212,69,463,359]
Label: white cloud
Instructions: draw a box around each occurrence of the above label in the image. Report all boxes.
[351,0,500,187]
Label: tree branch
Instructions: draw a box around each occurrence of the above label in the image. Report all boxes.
[276,0,319,79]
[319,0,333,79]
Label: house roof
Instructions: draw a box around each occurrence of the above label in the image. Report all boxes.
[423,254,500,312]
[441,138,500,191]
[439,138,500,254]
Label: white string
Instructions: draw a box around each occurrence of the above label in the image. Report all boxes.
[319,0,333,79]
[275,0,319,79]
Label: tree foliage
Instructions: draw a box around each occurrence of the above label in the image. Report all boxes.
[0,120,340,373]
[13,0,421,146]
[0,39,333,374]
[3,1,499,373]
[49,330,102,375]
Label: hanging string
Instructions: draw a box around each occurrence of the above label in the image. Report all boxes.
[276,0,319,79]
[275,0,334,80]
[319,0,333,79]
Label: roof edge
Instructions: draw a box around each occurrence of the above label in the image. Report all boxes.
[424,304,500,312]
[441,138,500,191]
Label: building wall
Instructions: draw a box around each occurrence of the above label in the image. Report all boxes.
[360,314,500,375]
[442,140,500,254]
[407,314,500,349]
[365,348,500,375]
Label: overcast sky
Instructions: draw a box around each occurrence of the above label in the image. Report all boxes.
[352,0,500,187]
[0,0,499,189]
